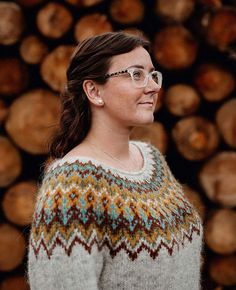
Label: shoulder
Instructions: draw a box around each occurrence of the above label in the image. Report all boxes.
[33,161,101,220]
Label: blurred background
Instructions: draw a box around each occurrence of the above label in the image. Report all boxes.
[0,0,236,289]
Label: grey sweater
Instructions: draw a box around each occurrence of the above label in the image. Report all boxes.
[28,141,203,289]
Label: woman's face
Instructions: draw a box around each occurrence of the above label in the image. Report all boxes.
[98,46,160,128]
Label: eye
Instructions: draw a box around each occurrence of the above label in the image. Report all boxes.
[131,69,144,80]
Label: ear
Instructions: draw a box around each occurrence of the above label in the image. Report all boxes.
[82,80,104,106]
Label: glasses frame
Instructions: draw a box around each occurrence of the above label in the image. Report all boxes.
[105,67,162,89]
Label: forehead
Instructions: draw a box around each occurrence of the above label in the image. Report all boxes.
[109,46,153,70]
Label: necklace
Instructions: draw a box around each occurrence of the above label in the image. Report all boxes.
[87,141,140,172]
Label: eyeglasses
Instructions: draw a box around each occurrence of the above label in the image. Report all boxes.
[105,67,162,89]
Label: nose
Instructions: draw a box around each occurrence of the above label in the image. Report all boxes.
[145,76,161,93]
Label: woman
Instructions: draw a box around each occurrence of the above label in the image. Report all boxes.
[28,32,203,290]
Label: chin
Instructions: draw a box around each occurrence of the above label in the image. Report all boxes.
[131,115,154,127]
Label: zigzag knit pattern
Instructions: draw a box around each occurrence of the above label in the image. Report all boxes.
[30,142,202,262]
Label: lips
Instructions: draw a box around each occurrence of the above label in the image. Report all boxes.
[138,101,153,105]
[140,102,153,104]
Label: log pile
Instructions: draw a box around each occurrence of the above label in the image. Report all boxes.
[0,0,235,289]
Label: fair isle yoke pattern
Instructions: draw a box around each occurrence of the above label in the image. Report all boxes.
[30,142,202,261]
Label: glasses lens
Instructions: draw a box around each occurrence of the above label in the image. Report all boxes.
[130,68,146,88]
[151,71,161,87]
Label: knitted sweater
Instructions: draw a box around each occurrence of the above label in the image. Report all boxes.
[28,141,203,290]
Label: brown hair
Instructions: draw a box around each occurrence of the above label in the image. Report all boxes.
[48,31,150,159]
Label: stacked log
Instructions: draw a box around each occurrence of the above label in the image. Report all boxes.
[206,7,236,51]
[182,184,206,220]
[0,100,8,124]
[0,1,235,288]
[199,152,236,207]
[0,276,30,290]
[155,0,195,23]
[65,0,104,7]
[204,209,236,254]
[0,136,22,187]
[172,116,219,160]
[74,14,113,42]
[164,84,200,116]
[216,98,236,148]
[36,3,73,39]
[5,89,61,154]
[2,181,37,226]
[110,0,145,24]
[130,122,168,154]
[16,0,45,6]
[209,254,236,286]
[40,46,75,92]
[20,35,48,64]
[153,25,198,70]
[0,224,26,271]
[194,63,235,102]
[0,2,24,45]
[0,58,28,96]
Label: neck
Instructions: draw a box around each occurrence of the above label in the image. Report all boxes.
[84,115,133,159]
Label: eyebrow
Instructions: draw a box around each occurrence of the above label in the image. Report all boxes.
[126,65,155,72]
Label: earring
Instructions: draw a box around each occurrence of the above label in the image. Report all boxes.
[98,99,104,105]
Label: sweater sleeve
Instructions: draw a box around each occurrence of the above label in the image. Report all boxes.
[27,168,104,290]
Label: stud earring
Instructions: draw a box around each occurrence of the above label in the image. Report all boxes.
[98,99,104,105]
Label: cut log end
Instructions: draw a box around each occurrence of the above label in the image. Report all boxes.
[0,2,25,45]
[2,181,38,226]
[155,0,195,23]
[110,0,144,24]
[172,116,219,161]
[5,89,61,154]
[153,25,198,70]
[165,84,200,116]
[194,63,235,102]
[74,13,113,42]
[199,151,236,207]
[37,2,73,39]
[20,35,48,64]
[0,224,26,271]
[130,122,168,154]
[205,209,236,254]
[0,136,22,187]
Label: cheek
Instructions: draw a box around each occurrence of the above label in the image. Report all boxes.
[153,92,159,106]
[106,87,139,107]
